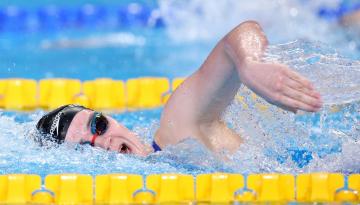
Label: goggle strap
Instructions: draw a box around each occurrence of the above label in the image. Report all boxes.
[90,134,98,146]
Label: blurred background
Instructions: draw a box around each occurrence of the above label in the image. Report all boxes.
[0,0,359,80]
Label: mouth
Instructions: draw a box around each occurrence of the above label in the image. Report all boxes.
[119,143,131,154]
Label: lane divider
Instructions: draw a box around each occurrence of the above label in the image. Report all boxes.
[0,3,164,33]
[0,77,349,116]
[0,77,185,111]
[0,173,359,204]
[318,2,360,21]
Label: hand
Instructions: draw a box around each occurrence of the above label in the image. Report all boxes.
[239,61,323,112]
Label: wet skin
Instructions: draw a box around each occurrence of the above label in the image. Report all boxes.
[64,21,323,156]
[65,109,151,156]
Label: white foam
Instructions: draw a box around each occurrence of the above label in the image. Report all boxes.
[158,0,358,56]
[41,32,146,49]
[221,41,359,173]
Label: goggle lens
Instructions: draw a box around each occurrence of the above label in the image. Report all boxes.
[91,112,108,135]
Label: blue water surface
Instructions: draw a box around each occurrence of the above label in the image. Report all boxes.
[0,0,359,177]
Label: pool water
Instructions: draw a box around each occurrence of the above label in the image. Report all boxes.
[0,0,359,178]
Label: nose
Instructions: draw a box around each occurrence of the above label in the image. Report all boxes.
[94,119,149,156]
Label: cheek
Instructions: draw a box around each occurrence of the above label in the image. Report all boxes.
[94,134,112,149]
[66,128,90,143]
[66,134,83,143]
[109,137,122,151]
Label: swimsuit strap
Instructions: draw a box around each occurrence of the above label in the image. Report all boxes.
[152,140,162,152]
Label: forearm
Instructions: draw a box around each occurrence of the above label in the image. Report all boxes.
[172,21,269,122]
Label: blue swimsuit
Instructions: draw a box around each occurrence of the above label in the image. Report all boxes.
[152,141,162,152]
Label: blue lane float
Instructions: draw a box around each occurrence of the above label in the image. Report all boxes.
[318,1,360,21]
[37,6,74,30]
[76,4,108,27]
[0,3,165,32]
[0,6,28,32]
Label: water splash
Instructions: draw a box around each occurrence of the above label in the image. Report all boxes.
[0,39,359,175]
[0,110,223,177]
[223,40,360,174]
[158,0,333,42]
[158,0,358,57]
[266,40,360,104]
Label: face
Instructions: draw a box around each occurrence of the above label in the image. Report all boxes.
[65,110,151,156]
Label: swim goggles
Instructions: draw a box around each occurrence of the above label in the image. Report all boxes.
[89,112,108,146]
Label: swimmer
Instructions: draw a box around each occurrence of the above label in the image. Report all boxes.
[340,9,360,30]
[36,21,323,156]
[329,0,360,32]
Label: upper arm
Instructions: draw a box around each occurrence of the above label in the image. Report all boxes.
[156,21,268,146]
[156,41,238,143]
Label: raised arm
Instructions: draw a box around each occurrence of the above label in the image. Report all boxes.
[155,21,322,152]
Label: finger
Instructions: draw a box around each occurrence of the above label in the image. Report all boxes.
[278,95,320,112]
[284,77,322,99]
[277,103,298,113]
[284,68,314,90]
[285,77,310,92]
[282,85,323,109]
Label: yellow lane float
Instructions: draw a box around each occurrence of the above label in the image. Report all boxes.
[0,77,184,111]
[0,173,359,204]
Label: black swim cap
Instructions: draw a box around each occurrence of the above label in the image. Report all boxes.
[36,104,85,144]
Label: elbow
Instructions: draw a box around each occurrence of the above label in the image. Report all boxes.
[236,20,263,34]
[224,20,268,47]
[238,20,262,29]
[223,20,268,63]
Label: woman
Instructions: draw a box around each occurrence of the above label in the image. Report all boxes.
[36,21,322,156]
